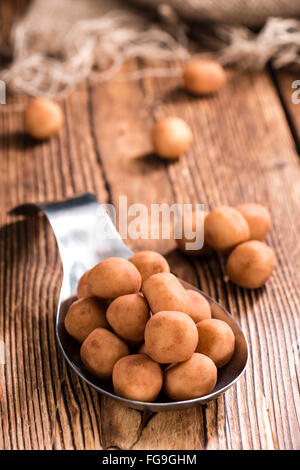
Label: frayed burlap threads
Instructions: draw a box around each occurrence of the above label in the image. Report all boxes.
[1,0,189,99]
[1,0,300,99]
[207,17,300,70]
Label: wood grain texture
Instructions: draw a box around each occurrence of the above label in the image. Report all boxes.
[0,3,299,450]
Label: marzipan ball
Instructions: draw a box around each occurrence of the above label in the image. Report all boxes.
[236,203,271,241]
[24,98,63,140]
[226,240,276,289]
[106,293,150,344]
[164,353,217,400]
[196,319,235,368]
[87,257,142,299]
[80,328,129,380]
[151,117,192,159]
[183,60,226,96]
[129,250,170,282]
[113,354,163,402]
[142,272,187,314]
[64,297,108,343]
[175,211,211,256]
[185,289,211,323]
[205,206,250,251]
[144,310,198,363]
[77,270,91,298]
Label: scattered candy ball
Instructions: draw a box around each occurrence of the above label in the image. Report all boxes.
[113,354,163,402]
[151,117,192,159]
[64,297,108,343]
[144,310,198,364]
[164,353,217,400]
[175,210,211,256]
[142,272,187,314]
[129,250,170,282]
[183,60,226,96]
[236,203,271,241]
[226,240,276,289]
[77,270,91,298]
[196,319,235,368]
[24,98,63,140]
[106,293,150,344]
[87,257,141,299]
[205,206,250,252]
[185,289,211,323]
[80,328,129,380]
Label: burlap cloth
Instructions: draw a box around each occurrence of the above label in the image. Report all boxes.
[133,0,300,27]
[1,0,300,98]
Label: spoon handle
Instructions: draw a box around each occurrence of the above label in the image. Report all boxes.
[10,192,133,298]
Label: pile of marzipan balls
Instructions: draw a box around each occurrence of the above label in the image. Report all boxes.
[176,203,275,289]
[65,251,235,403]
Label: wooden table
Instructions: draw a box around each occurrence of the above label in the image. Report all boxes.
[0,1,299,450]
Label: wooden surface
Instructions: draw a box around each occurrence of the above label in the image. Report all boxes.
[0,2,299,451]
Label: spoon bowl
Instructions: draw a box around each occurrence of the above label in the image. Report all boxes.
[57,284,248,411]
[12,193,249,412]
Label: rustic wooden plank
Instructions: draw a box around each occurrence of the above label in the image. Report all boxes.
[89,65,300,450]
[0,1,299,449]
[0,82,111,450]
[1,63,299,450]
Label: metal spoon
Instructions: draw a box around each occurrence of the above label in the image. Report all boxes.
[11,193,249,412]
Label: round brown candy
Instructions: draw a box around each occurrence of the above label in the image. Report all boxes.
[226,240,275,289]
[196,319,235,368]
[77,270,91,298]
[144,310,198,364]
[164,353,217,401]
[204,206,250,252]
[142,272,187,314]
[183,60,226,96]
[175,210,211,256]
[64,297,108,343]
[151,117,192,160]
[24,98,63,140]
[236,203,271,241]
[87,257,141,299]
[129,250,170,282]
[106,293,150,344]
[185,289,211,323]
[113,354,163,402]
[80,328,129,380]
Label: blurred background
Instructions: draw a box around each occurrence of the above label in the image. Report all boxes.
[1,0,300,98]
